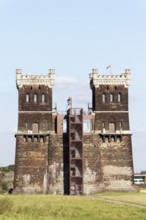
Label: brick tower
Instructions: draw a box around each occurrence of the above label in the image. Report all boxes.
[14,68,134,194]
[14,69,55,193]
[89,69,134,191]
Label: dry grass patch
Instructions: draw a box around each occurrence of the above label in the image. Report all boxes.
[94,192,146,206]
[0,194,146,220]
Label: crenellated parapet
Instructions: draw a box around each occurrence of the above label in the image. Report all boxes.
[16,69,55,88]
[89,69,131,88]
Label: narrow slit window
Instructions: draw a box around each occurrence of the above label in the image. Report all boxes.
[26,94,29,103]
[42,94,45,103]
[110,94,113,102]
[34,94,38,103]
[118,93,122,102]
[102,94,106,102]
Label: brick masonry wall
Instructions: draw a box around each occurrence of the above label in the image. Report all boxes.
[87,83,135,192]
[100,135,134,191]
[18,113,53,132]
[14,83,57,193]
[82,134,134,193]
[14,133,64,194]
[19,85,52,111]
[83,134,104,194]
[95,112,130,131]
[93,85,128,112]
[14,136,49,193]
[14,76,134,194]
[14,132,134,194]
[48,134,64,194]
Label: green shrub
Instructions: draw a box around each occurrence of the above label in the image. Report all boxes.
[2,182,8,192]
[0,165,14,173]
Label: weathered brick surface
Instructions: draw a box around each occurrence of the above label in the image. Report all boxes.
[18,113,53,132]
[95,113,130,130]
[92,85,128,112]
[14,70,134,194]
[14,134,64,194]
[100,135,134,191]
[83,134,104,194]
[48,134,64,194]
[19,85,52,111]
[89,80,134,192]
[14,83,58,193]
[82,134,134,193]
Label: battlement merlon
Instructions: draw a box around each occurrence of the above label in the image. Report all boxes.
[89,69,131,88]
[16,69,55,88]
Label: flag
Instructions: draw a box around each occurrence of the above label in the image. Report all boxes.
[67,97,72,109]
[106,65,111,69]
[67,97,72,106]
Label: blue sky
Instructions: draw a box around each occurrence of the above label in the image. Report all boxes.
[0,0,146,172]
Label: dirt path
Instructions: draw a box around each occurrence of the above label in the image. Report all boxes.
[88,196,146,209]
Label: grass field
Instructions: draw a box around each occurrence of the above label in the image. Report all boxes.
[95,191,146,206]
[0,193,146,220]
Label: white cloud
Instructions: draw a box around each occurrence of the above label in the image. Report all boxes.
[53,77,92,111]
[80,80,90,87]
[132,129,146,137]
[54,76,78,88]
[73,90,91,102]
[0,128,16,135]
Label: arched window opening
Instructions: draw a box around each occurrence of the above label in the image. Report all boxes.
[42,94,45,103]
[110,94,113,102]
[32,123,39,133]
[26,94,30,103]
[109,123,115,133]
[102,94,106,102]
[34,94,38,103]
[118,93,122,102]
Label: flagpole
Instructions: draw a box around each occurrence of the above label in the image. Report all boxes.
[106,65,111,74]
